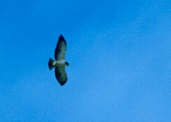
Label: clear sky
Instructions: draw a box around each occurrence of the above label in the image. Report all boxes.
[0,0,171,121]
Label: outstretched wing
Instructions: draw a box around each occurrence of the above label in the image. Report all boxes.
[55,35,67,60]
[55,66,67,86]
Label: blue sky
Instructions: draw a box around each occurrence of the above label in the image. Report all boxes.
[0,0,171,121]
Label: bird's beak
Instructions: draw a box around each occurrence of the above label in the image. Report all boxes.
[53,61,57,66]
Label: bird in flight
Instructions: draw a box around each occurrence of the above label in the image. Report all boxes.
[48,35,69,86]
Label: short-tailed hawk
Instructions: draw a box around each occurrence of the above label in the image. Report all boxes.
[48,35,69,86]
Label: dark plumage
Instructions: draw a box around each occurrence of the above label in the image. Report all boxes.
[48,35,69,86]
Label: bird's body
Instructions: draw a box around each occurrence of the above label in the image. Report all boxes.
[48,35,69,86]
[53,60,65,66]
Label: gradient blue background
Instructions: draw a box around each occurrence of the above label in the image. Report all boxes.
[0,0,171,121]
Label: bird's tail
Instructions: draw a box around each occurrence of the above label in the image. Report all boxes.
[48,58,55,70]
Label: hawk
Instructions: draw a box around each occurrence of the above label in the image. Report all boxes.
[48,35,69,86]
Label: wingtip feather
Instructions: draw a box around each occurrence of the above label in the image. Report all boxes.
[59,34,65,40]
